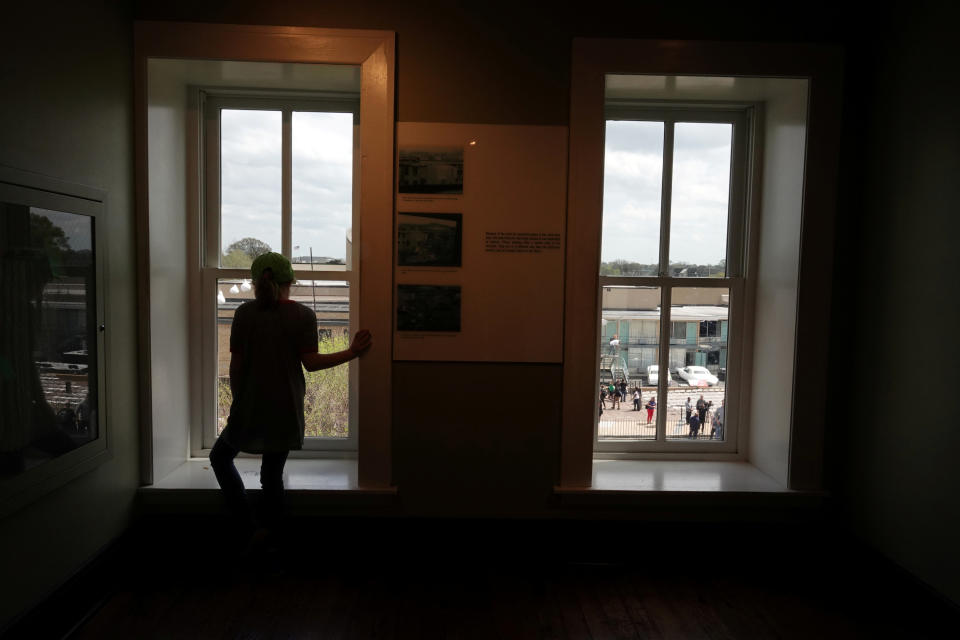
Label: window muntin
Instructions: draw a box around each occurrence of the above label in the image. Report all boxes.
[596,103,747,452]
[203,92,359,451]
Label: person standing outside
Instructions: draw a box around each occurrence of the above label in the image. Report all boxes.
[685,397,692,425]
[633,387,641,411]
[645,396,656,425]
[210,252,371,552]
[712,399,725,440]
[618,380,628,406]
[689,411,701,438]
[696,395,708,431]
[609,333,620,356]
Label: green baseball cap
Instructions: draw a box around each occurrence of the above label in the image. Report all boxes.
[250,252,295,284]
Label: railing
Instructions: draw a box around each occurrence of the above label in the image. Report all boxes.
[600,338,659,348]
[598,387,725,441]
[667,336,725,346]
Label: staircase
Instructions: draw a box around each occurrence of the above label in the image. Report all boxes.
[599,353,630,386]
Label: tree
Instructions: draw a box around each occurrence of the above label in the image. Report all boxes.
[222,237,272,267]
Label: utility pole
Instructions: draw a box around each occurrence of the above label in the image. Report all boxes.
[310,247,316,311]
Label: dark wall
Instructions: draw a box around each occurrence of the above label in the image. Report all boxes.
[134,1,855,126]
[393,363,561,516]
[0,0,138,627]
[830,5,960,607]
[3,0,958,624]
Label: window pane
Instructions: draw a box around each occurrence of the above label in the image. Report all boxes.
[298,280,351,439]
[598,286,660,441]
[669,122,731,277]
[216,279,351,439]
[601,121,663,276]
[292,112,354,269]
[666,287,729,441]
[220,109,281,268]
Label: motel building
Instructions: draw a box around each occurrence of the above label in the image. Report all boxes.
[599,285,728,385]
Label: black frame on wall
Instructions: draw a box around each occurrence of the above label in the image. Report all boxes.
[0,165,109,517]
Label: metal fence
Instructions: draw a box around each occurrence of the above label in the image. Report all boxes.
[598,390,725,441]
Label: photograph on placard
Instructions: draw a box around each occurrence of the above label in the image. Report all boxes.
[397,285,461,332]
[397,212,462,267]
[398,148,464,194]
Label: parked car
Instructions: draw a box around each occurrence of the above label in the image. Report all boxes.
[676,365,719,387]
[645,364,672,386]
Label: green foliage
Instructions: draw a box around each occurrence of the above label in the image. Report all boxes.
[599,259,726,277]
[222,237,272,267]
[217,377,232,434]
[221,248,253,268]
[303,332,350,438]
[600,259,657,276]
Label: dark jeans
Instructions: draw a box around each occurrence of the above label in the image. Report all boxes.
[209,437,289,533]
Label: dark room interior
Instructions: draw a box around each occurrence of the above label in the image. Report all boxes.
[1,1,958,637]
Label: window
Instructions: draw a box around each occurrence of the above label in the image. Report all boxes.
[562,40,839,490]
[200,92,360,452]
[596,101,750,452]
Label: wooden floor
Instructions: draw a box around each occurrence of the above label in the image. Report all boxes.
[73,560,875,639]
[64,519,951,639]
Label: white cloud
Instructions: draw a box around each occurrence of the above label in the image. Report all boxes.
[601,120,731,266]
[220,109,354,260]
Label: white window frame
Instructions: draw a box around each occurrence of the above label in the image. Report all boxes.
[136,23,395,488]
[199,91,361,453]
[560,39,842,492]
[595,104,754,454]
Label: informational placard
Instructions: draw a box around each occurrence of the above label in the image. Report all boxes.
[394,123,566,362]
[484,231,562,254]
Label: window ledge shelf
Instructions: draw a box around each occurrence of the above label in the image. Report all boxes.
[147,458,372,491]
[555,461,825,510]
[138,459,396,513]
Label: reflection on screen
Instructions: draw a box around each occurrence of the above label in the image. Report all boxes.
[0,205,97,478]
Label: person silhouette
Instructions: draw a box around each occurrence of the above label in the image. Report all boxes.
[209,252,371,554]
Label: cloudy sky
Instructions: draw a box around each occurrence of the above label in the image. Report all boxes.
[220,109,353,262]
[219,111,729,267]
[602,120,731,266]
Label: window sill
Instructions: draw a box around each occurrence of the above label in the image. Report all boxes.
[149,458,368,490]
[555,460,824,510]
[138,459,397,513]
